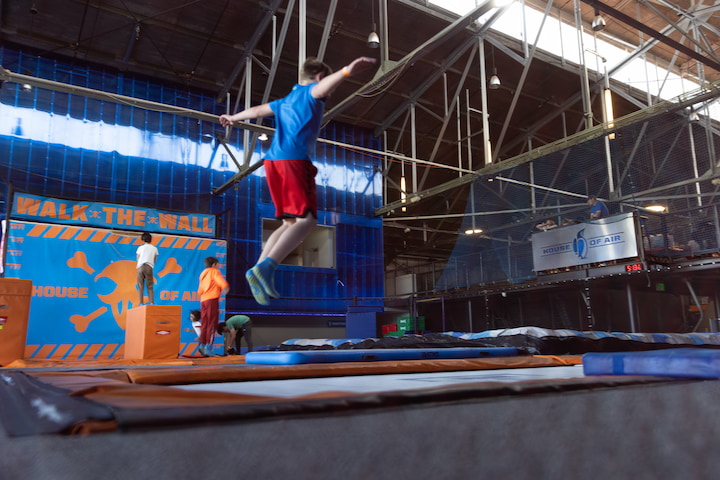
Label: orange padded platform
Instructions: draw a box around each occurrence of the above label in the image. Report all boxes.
[0,355,600,436]
[124,305,182,359]
[0,278,33,367]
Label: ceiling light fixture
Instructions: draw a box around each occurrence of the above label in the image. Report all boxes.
[367,1,379,48]
[591,9,606,32]
[258,133,268,142]
[646,205,666,213]
[604,88,614,139]
[489,69,501,90]
[488,46,500,89]
[367,28,380,49]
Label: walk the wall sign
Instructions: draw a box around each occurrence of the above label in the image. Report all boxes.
[12,193,215,238]
[532,212,640,272]
[3,193,223,359]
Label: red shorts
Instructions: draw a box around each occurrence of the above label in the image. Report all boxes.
[264,159,318,219]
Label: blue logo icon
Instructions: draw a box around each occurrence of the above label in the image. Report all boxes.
[573,229,588,259]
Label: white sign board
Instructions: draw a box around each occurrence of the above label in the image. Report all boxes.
[532,212,639,271]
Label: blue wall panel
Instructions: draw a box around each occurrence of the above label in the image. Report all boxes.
[0,44,383,316]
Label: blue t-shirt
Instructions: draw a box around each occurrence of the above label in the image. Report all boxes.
[266,83,326,161]
[591,200,609,219]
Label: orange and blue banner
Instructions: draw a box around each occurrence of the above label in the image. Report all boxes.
[13,193,216,238]
[4,220,227,359]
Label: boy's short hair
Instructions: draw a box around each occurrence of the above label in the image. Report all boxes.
[141,232,152,243]
[204,256,219,268]
[189,309,201,321]
[216,321,228,336]
[301,57,332,81]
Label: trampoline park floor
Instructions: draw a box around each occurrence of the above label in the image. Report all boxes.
[3,350,720,479]
[176,364,587,397]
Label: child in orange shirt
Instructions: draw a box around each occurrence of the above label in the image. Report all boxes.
[197,256,229,356]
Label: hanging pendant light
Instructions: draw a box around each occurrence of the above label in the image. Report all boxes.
[488,47,500,89]
[592,9,606,32]
[367,1,379,48]
[489,68,501,89]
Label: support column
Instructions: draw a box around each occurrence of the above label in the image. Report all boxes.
[479,38,491,167]
[468,299,473,333]
[441,295,446,332]
[574,0,593,130]
[583,280,594,330]
[298,0,306,70]
[626,282,637,333]
[485,292,490,330]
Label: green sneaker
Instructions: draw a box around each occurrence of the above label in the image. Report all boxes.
[251,265,280,298]
[246,268,269,305]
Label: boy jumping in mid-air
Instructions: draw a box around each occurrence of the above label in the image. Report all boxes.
[219,55,377,305]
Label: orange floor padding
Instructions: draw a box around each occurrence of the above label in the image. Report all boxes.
[4,353,581,374]
[21,355,585,413]
[20,355,583,391]
[2,354,245,369]
[4,354,659,437]
[122,354,583,385]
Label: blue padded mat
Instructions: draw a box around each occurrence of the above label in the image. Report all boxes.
[583,348,720,379]
[245,347,518,365]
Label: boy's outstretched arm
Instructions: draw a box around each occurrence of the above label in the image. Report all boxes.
[219,103,274,127]
[311,56,377,99]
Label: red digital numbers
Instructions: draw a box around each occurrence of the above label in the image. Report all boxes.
[625,263,642,272]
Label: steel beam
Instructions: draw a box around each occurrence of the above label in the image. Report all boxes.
[585,0,720,73]
[375,79,720,216]
[324,0,500,126]
[494,0,555,162]
[316,0,338,61]
[216,0,284,102]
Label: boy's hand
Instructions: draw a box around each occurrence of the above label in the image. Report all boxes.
[347,57,377,76]
[219,114,234,127]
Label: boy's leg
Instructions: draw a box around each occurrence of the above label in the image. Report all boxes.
[247,215,317,303]
[242,322,253,353]
[249,219,292,299]
[251,159,317,303]
[234,330,243,353]
[147,268,154,304]
[266,216,317,264]
[199,302,210,345]
[257,221,290,263]
[136,267,145,305]
[207,299,219,356]
[199,299,218,355]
